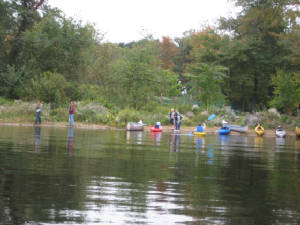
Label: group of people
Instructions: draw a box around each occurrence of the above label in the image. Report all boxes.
[169,108,183,131]
[34,100,75,126]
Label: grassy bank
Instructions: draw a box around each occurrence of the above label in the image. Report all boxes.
[0,98,299,130]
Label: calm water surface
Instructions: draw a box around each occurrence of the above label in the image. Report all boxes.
[0,126,299,225]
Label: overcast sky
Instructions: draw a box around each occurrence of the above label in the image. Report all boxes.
[49,0,239,43]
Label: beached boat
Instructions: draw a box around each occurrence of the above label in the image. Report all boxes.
[193,132,206,136]
[255,124,264,136]
[275,127,286,138]
[229,125,248,133]
[126,122,144,131]
[296,127,300,137]
[150,126,162,132]
[218,126,231,135]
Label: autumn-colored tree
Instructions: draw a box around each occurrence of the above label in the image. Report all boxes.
[188,27,226,65]
[159,36,179,71]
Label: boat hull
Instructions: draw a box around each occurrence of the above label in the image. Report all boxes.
[296,127,300,137]
[150,127,162,132]
[229,125,248,133]
[126,122,144,131]
[193,132,206,136]
[218,126,231,135]
[255,125,264,136]
[276,129,286,138]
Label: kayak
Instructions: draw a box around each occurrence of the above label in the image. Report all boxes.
[255,124,264,136]
[193,132,206,136]
[150,126,162,132]
[296,127,300,137]
[218,126,231,135]
[229,125,248,133]
[275,128,286,138]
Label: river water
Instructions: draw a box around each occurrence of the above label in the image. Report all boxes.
[0,126,299,225]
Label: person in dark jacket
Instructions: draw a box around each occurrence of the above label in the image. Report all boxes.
[174,111,183,131]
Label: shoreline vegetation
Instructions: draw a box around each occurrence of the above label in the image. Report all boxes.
[0,99,299,138]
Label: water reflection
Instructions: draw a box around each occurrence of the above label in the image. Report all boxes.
[34,126,41,152]
[254,136,264,148]
[207,148,214,165]
[169,134,180,152]
[218,134,230,150]
[126,131,143,145]
[67,127,74,156]
[275,137,286,149]
[0,126,299,225]
[150,132,162,146]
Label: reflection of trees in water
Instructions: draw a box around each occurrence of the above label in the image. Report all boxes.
[219,154,274,225]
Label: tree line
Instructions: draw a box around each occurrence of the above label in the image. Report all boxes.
[0,0,299,114]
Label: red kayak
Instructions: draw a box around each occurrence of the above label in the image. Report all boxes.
[150,126,162,132]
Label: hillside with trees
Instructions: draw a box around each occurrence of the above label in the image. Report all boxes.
[0,0,299,126]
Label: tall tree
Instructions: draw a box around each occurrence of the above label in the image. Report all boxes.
[218,0,300,110]
[159,36,179,72]
[185,63,228,110]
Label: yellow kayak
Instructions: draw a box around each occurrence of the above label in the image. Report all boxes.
[296,127,300,137]
[255,124,264,136]
[193,132,206,136]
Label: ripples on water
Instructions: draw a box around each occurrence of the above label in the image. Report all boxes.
[0,126,299,225]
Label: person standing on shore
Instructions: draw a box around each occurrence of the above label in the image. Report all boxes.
[174,111,183,131]
[170,108,175,129]
[69,101,75,127]
[34,100,42,124]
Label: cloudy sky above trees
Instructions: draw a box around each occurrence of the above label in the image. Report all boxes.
[49,0,239,43]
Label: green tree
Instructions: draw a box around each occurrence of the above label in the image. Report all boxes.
[27,71,70,106]
[218,0,299,110]
[270,70,299,115]
[185,63,228,110]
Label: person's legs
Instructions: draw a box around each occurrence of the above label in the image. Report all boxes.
[35,112,41,124]
[38,112,41,124]
[176,121,182,130]
[69,114,74,126]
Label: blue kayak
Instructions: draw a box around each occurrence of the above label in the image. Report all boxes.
[218,126,231,135]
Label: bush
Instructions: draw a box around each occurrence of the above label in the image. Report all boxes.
[26,71,70,106]
[116,108,141,126]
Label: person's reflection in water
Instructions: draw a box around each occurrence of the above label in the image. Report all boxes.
[34,126,41,152]
[67,127,74,156]
[195,137,205,167]
[169,134,180,152]
[207,148,214,165]
[150,132,162,146]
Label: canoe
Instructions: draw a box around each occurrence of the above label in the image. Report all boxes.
[193,132,206,136]
[275,128,286,138]
[296,127,300,137]
[229,125,248,133]
[218,126,231,135]
[255,125,264,136]
[126,122,144,131]
[150,126,162,132]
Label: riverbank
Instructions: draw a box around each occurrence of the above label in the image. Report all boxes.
[0,122,298,137]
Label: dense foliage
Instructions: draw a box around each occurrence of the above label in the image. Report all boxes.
[0,0,299,114]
